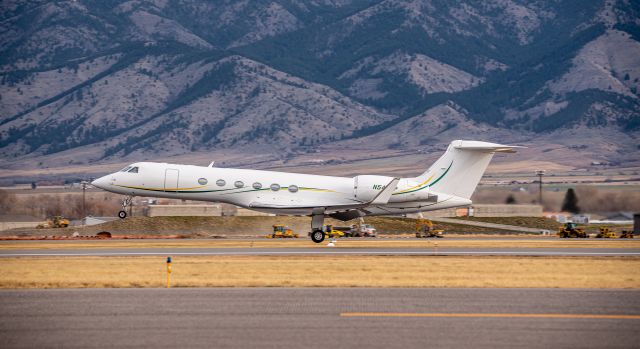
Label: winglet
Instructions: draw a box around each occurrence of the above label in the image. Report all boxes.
[370,178,400,205]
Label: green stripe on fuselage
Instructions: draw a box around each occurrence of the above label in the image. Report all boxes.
[392,161,453,195]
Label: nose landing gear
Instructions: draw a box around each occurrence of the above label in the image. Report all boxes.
[118,195,133,219]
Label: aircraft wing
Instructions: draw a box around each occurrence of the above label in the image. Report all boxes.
[248,177,400,213]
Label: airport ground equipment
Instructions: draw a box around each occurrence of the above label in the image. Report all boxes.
[324,225,345,238]
[333,219,377,237]
[415,218,444,238]
[346,219,377,237]
[595,227,617,238]
[266,225,299,238]
[36,216,70,229]
[620,231,634,238]
[557,222,588,238]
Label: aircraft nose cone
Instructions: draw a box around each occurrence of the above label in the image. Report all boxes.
[91,176,109,190]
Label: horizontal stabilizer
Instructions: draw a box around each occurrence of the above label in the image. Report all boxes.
[452,140,525,153]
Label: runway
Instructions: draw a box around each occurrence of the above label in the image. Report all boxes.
[1,247,639,257]
[0,288,638,348]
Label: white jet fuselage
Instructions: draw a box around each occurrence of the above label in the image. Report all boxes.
[93,140,521,224]
[92,162,469,217]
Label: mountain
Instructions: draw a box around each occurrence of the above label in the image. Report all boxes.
[1,0,639,178]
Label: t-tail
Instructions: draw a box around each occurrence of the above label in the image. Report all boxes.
[414,140,522,199]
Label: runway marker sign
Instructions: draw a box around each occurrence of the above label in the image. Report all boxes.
[166,256,172,288]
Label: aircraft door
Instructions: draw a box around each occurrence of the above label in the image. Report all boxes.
[164,169,179,191]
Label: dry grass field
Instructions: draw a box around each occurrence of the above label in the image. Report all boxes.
[3,215,532,237]
[1,256,638,289]
[2,215,628,237]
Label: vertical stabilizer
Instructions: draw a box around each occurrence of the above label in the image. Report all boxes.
[414,140,521,199]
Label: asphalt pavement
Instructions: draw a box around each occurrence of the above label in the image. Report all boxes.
[1,247,639,257]
[0,288,638,348]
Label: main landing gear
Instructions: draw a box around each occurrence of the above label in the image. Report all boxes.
[118,195,133,219]
[310,213,325,243]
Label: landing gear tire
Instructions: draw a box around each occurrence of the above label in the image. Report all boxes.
[311,230,325,243]
[118,210,127,219]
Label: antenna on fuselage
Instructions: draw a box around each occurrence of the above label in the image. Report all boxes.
[208,161,215,168]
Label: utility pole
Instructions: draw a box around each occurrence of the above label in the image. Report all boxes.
[81,180,89,222]
[535,170,545,206]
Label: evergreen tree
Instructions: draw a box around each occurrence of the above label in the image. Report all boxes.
[505,194,516,204]
[561,188,580,213]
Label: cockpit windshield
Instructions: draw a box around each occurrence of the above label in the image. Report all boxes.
[119,166,139,173]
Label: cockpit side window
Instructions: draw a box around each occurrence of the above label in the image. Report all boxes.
[120,166,132,172]
[127,167,139,173]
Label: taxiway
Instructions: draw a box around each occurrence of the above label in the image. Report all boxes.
[0,288,638,348]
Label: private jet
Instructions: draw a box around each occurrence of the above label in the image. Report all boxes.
[92,140,520,243]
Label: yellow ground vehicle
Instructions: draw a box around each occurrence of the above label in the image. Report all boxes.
[36,216,70,229]
[265,225,299,238]
[595,227,616,238]
[415,218,444,238]
[557,222,588,238]
[620,231,634,238]
[324,225,345,238]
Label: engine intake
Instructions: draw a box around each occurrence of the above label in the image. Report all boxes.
[353,175,395,202]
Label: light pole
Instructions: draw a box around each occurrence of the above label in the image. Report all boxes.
[535,170,545,206]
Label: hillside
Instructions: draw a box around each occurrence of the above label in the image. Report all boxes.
[0,0,639,179]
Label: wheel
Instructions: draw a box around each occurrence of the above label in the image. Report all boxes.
[311,230,325,243]
[118,210,127,219]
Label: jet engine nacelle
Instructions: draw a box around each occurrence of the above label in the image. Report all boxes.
[353,175,396,202]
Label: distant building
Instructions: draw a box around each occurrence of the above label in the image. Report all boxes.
[604,212,635,222]
[571,214,590,224]
[589,212,635,225]
[545,212,590,224]
[142,205,271,217]
[420,204,543,218]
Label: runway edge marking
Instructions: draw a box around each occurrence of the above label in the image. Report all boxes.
[340,313,640,319]
[1,251,640,257]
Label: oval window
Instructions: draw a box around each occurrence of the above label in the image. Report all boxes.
[198,178,208,185]
[234,181,244,188]
[270,183,280,191]
[253,182,262,189]
[288,185,299,193]
[216,179,226,187]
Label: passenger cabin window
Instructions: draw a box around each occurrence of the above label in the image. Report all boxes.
[270,184,280,191]
[234,181,244,188]
[127,167,139,173]
[216,179,226,187]
[253,182,262,189]
[288,185,299,193]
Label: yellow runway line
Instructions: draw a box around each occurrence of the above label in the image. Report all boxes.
[340,313,640,320]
